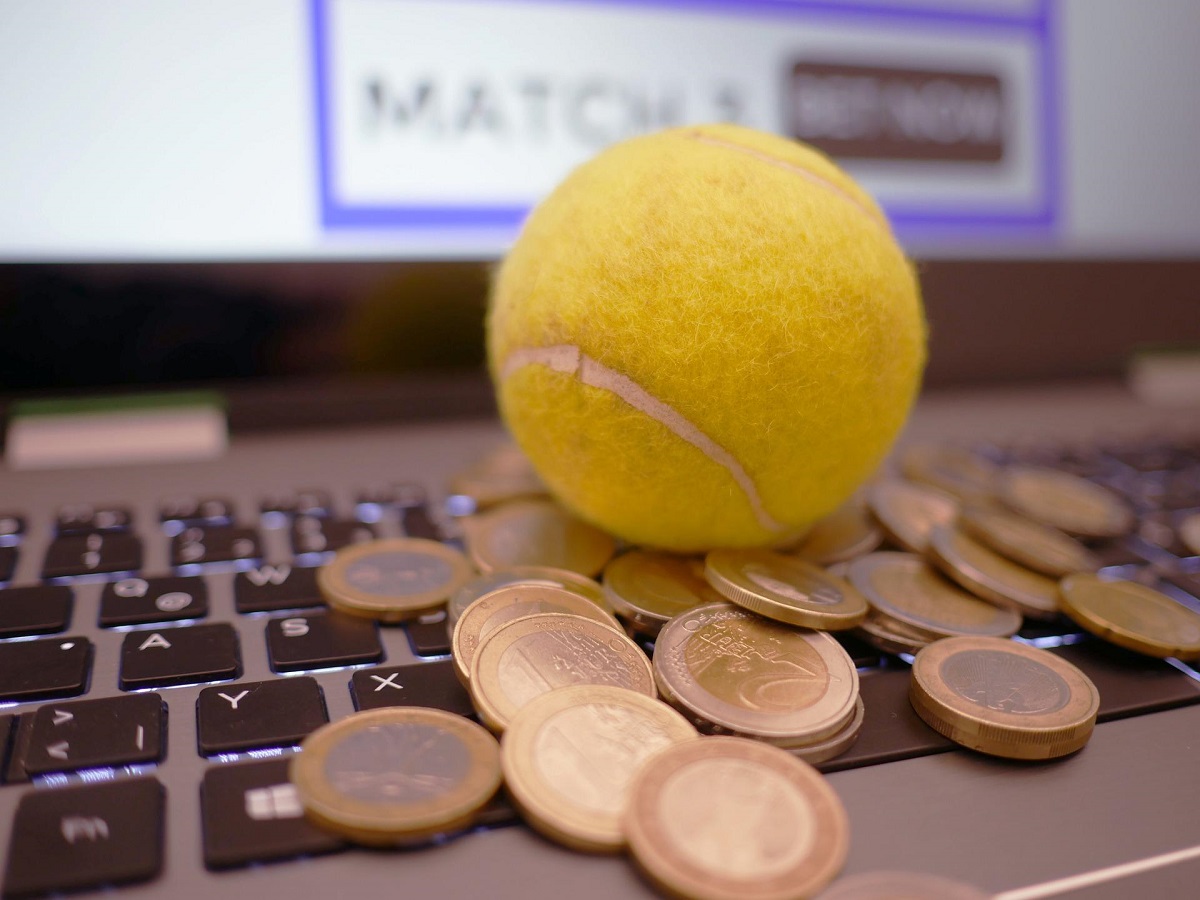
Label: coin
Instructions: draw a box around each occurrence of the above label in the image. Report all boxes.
[1059,574,1200,659]
[790,499,884,566]
[462,499,617,577]
[909,635,1099,760]
[847,553,1022,641]
[958,505,1099,577]
[704,549,868,631]
[899,444,997,505]
[317,538,473,622]
[448,442,548,508]
[653,602,859,746]
[866,479,959,554]
[1179,512,1200,556]
[290,707,501,845]
[447,566,608,625]
[469,612,656,732]
[998,466,1134,538]
[451,582,623,685]
[602,551,724,638]
[790,696,865,765]
[501,684,697,852]
[624,736,849,900]
[927,524,1061,621]
[817,871,989,899]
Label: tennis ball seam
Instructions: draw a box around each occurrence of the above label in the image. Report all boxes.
[501,344,785,535]
[683,130,888,230]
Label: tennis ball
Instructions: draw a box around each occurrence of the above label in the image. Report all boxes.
[487,123,926,553]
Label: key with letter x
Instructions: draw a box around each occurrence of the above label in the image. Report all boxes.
[351,660,473,716]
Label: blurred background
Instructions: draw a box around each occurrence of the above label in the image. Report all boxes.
[1,0,1197,412]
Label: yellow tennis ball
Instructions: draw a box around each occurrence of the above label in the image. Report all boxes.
[487,123,926,553]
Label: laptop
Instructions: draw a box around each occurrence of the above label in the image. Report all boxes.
[3,1,1200,897]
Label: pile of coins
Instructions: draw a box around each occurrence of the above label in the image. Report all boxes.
[288,440,1200,899]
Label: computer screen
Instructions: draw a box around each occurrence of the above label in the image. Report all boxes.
[2,0,1198,262]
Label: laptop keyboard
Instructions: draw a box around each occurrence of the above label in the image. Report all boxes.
[2,437,1200,896]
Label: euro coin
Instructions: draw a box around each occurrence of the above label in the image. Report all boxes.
[469,612,655,732]
[653,602,859,747]
[317,538,472,622]
[602,550,723,638]
[290,707,501,845]
[927,524,1061,621]
[958,505,1099,577]
[448,442,548,508]
[462,498,617,576]
[451,582,623,685]
[447,565,607,625]
[866,479,959,554]
[899,444,997,505]
[624,736,849,900]
[847,553,1022,641]
[790,499,883,566]
[705,549,869,631]
[817,871,989,899]
[1059,574,1200,659]
[998,465,1134,538]
[909,636,1099,760]
[501,684,697,852]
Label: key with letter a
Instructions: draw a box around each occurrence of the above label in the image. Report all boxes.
[118,623,240,690]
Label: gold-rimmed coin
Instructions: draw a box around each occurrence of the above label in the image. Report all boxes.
[317,538,473,622]
[448,442,548,509]
[1059,574,1200,659]
[790,696,865,765]
[847,553,1022,641]
[1179,512,1200,557]
[624,736,849,900]
[866,479,959,554]
[602,551,723,638]
[501,684,697,853]
[469,612,655,732]
[790,499,884,566]
[451,582,623,685]
[447,566,607,625]
[653,602,859,747]
[899,444,997,505]
[909,636,1099,760]
[704,549,869,631]
[958,505,1099,577]
[462,499,617,576]
[818,871,989,899]
[290,707,501,845]
[998,466,1134,538]
[927,525,1061,621]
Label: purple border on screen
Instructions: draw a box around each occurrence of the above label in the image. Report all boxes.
[311,0,1061,238]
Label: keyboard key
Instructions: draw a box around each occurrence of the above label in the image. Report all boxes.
[234,564,324,613]
[406,612,453,657]
[265,612,382,673]
[0,585,72,637]
[400,504,443,540]
[1050,638,1200,721]
[196,677,328,755]
[290,515,376,557]
[119,624,240,690]
[19,694,165,776]
[0,546,15,583]
[2,777,164,897]
[42,532,142,580]
[55,504,133,535]
[0,512,25,545]
[99,576,208,627]
[201,758,343,869]
[171,526,263,569]
[159,496,235,527]
[351,660,474,717]
[260,489,333,520]
[0,636,92,702]
[817,666,954,774]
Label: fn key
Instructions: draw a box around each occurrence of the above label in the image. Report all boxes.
[3,777,164,897]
